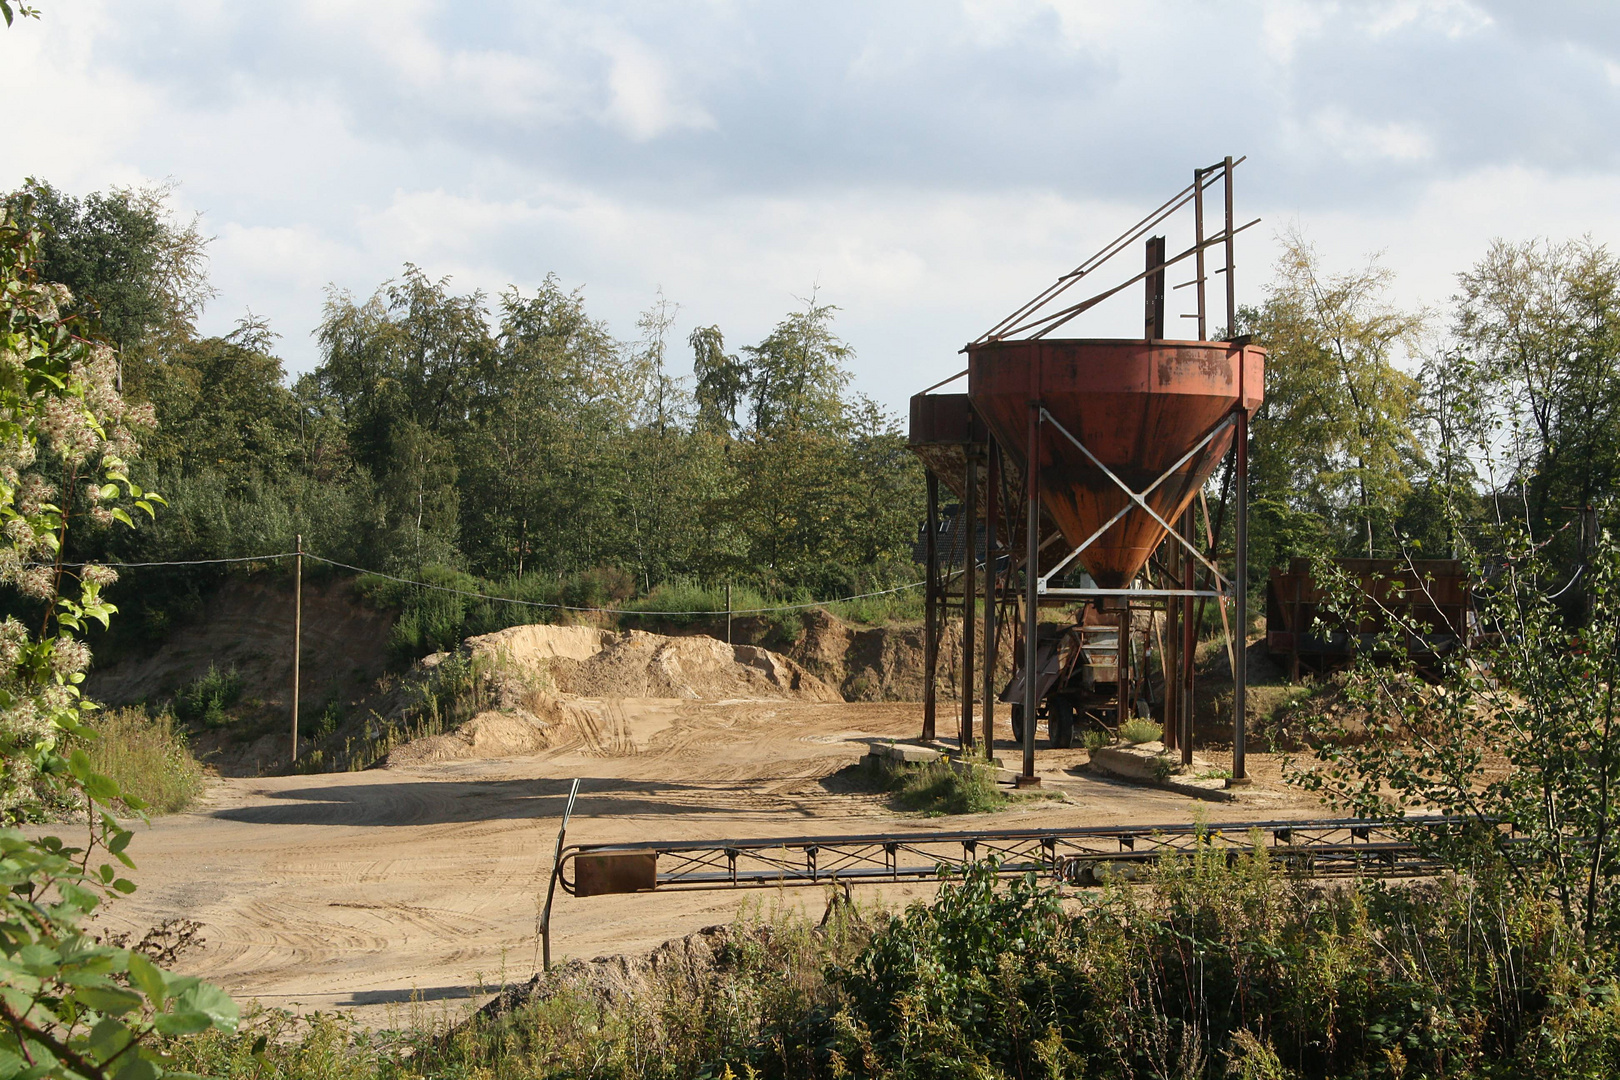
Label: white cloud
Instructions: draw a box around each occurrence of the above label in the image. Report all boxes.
[1260,0,1336,64]
[1306,110,1435,164]
[599,34,717,141]
[4,0,1620,416]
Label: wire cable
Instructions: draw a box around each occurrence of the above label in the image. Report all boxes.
[44,550,924,617]
[302,554,923,617]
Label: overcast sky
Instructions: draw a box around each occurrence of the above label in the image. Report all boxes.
[5,1,1620,414]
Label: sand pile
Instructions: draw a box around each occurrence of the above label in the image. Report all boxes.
[382,625,838,767]
[468,624,841,702]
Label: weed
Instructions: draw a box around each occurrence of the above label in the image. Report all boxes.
[1082,728,1112,753]
[1119,717,1162,744]
[172,664,244,728]
[313,699,344,740]
[1197,767,1234,781]
[864,755,1008,815]
[79,707,206,814]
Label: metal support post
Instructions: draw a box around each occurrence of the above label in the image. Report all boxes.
[1234,400,1249,782]
[1116,608,1131,730]
[960,454,979,751]
[1224,155,1237,336]
[1180,507,1196,767]
[1226,155,1249,784]
[1194,167,1207,341]
[1020,402,1041,786]
[726,582,733,644]
[982,444,999,745]
[1291,575,1302,682]
[291,533,302,764]
[1164,540,1179,753]
[923,473,939,742]
[1144,235,1166,340]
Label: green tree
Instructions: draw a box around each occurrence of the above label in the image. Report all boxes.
[1247,230,1424,563]
[138,320,300,485]
[1455,238,1620,547]
[689,324,746,435]
[1,180,212,372]
[1299,516,1620,950]
[741,295,852,435]
[316,266,490,567]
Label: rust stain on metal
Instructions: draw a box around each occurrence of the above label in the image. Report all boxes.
[574,850,658,896]
[968,339,1265,589]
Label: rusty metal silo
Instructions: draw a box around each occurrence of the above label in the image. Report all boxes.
[909,155,1264,788]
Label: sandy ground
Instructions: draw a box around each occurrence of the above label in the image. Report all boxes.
[95,700,1327,1027]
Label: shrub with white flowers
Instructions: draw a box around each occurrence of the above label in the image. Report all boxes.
[0,198,237,1079]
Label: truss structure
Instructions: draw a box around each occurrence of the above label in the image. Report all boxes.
[557,816,1516,896]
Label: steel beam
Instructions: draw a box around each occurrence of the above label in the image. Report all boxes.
[556,816,1518,896]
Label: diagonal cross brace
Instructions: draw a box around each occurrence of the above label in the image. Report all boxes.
[1037,408,1235,591]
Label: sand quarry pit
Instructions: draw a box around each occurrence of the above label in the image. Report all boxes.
[95,624,1328,1026]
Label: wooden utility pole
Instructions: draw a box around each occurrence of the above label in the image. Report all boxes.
[291,534,302,764]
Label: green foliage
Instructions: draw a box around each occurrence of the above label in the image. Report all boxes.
[79,707,204,815]
[179,851,1618,1080]
[1119,717,1162,744]
[4,176,926,646]
[1082,727,1111,753]
[866,756,1008,815]
[1246,228,1425,563]
[171,665,242,729]
[1455,238,1620,565]
[1,179,212,360]
[0,184,235,1078]
[1296,519,1620,949]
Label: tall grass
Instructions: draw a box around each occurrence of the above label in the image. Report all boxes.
[81,707,206,814]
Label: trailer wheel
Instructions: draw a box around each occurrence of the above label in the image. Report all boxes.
[1010,703,1024,742]
[1051,698,1076,748]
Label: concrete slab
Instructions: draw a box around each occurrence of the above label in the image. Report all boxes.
[872,742,942,764]
[1089,740,1235,802]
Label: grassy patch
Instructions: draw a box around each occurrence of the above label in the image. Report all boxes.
[81,706,206,814]
[1119,717,1162,744]
[889,758,1004,814]
[855,754,1054,815]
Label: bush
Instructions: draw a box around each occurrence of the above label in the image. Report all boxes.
[621,580,770,628]
[80,707,206,814]
[866,756,1008,815]
[169,848,1620,1080]
[173,664,244,727]
[1119,717,1162,744]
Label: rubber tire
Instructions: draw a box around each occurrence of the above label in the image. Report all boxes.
[1010,703,1024,742]
[1051,697,1076,748]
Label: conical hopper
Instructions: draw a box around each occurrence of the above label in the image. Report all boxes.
[967,339,1264,589]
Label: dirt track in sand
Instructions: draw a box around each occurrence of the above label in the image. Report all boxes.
[96,699,1326,1026]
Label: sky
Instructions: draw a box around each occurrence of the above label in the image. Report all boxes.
[5,0,1620,415]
